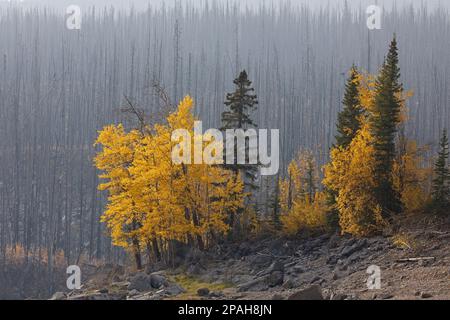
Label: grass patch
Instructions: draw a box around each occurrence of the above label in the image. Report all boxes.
[391,232,416,250]
[168,274,233,299]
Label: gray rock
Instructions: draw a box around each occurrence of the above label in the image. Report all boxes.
[420,292,433,299]
[206,291,218,298]
[267,271,284,287]
[330,293,347,300]
[238,277,269,292]
[288,285,323,300]
[340,239,367,258]
[127,272,153,292]
[150,273,168,289]
[282,278,296,289]
[197,288,210,296]
[373,293,394,300]
[165,284,185,296]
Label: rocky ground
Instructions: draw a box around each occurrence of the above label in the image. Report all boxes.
[51,215,450,300]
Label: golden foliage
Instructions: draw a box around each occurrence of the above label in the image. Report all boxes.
[279,151,329,235]
[324,122,385,236]
[323,71,423,236]
[94,96,245,253]
[393,139,431,212]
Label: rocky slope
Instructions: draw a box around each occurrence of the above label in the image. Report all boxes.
[52,215,450,300]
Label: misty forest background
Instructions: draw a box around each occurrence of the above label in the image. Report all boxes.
[0,1,449,295]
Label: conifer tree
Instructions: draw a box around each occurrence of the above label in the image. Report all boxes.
[432,129,450,208]
[221,70,259,188]
[335,65,363,148]
[370,36,403,216]
[327,65,362,227]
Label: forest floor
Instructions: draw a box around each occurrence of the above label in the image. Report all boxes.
[52,214,450,300]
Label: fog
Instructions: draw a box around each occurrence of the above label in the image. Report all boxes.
[0,0,449,298]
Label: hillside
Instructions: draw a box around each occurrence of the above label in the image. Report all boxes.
[50,214,449,300]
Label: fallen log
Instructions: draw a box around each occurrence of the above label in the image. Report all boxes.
[396,257,435,262]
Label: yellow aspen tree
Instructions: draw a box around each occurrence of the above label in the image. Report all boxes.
[393,139,431,212]
[279,151,328,235]
[95,96,246,266]
[324,120,385,236]
[166,97,245,247]
[93,124,144,268]
[131,96,245,252]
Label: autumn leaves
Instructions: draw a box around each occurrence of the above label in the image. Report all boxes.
[94,37,445,267]
[94,97,245,267]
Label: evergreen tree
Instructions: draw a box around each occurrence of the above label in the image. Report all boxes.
[432,129,450,208]
[221,70,259,188]
[335,65,363,148]
[327,65,362,229]
[370,36,403,216]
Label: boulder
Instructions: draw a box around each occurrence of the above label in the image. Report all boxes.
[165,284,185,296]
[127,272,153,292]
[238,277,269,292]
[282,278,296,289]
[150,273,168,289]
[267,271,284,287]
[288,285,323,300]
[197,288,210,296]
[330,293,347,300]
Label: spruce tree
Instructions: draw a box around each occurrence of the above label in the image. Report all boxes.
[327,65,362,228]
[335,65,362,148]
[432,129,450,208]
[221,70,259,189]
[370,36,403,216]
